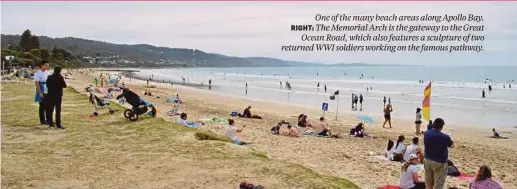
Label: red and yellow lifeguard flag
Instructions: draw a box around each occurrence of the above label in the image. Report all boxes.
[422,81,432,121]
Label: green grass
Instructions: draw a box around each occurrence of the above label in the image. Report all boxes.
[1,81,358,189]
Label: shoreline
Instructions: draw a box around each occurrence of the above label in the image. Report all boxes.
[67,69,517,188]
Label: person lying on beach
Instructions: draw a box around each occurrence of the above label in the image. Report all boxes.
[176,113,204,128]
[400,154,425,189]
[280,124,300,137]
[297,114,314,128]
[489,128,508,139]
[469,165,503,189]
[392,135,407,162]
[226,119,250,145]
[316,117,331,136]
[238,106,262,119]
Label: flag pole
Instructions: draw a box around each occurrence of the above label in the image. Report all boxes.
[427,80,433,121]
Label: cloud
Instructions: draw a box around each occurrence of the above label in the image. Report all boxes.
[1,1,516,66]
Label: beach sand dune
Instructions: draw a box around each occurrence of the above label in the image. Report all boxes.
[65,71,517,189]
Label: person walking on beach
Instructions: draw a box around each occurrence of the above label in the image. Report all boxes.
[424,118,453,189]
[46,67,67,129]
[279,81,283,89]
[359,94,364,111]
[94,77,98,87]
[382,104,393,128]
[354,95,359,111]
[482,89,486,98]
[34,60,51,126]
[351,93,355,109]
[245,82,248,95]
[317,82,320,90]
[415,108,423,135]
[324,84,327,93]
[383,96,387,106]
[388,97,391,105]
[208,79,212,90]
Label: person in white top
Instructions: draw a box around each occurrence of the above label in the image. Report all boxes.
[400,154,425,189]
[385,139,395,160]
[33,61,51,125]
[404,137,424,163]
[225,119,249,145]
[415,108,423,135]
[392,135,407,162]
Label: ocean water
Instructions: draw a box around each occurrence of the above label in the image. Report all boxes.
[135,66,517,128]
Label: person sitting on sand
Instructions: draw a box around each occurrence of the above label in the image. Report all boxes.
[349,123,365,138]
[492,128,500,138]
[426,120,433,132]
[144,90,149,96]
[176,113,204,128]
[239,106,262,119]
[400,154,425,189]
[105,89,113,99]
[226,119,250,145]
[297,114,314,128]
[271,122,282,135]
[281,124,301,137]
[469,165,503,189]
[490,128,508,139]
[392,135,406,162]
[316,117,331,136]
[385,139,395,160]
[404,137,424,163]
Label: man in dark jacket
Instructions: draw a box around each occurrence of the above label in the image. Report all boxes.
[46,67,67,129]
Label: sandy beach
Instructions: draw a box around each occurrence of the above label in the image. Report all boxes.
[60,69,517,189]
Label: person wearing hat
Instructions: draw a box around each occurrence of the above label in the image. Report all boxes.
[415,108,423,135]
[400,154,425,189]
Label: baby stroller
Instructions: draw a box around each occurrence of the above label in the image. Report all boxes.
[89,92,115,116]
[117,88,156,121]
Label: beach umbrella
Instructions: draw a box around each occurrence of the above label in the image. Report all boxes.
[108,78,119,85]
[357,115,374,124]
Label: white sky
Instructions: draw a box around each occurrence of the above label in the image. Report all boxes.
[1,2,517,66]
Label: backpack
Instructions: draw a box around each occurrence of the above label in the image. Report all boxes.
[447,160,460,177]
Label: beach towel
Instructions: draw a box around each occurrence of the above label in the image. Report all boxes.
[302,130,313,135]
[376,184,400,189]
[456,172,475,180]
[34,82,47,102]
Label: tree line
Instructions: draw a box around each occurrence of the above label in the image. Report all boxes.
[1,29,84,70]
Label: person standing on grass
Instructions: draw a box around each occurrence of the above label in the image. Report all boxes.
[46,67,67,129]
[34,60,51,126]
[424,118,454,189]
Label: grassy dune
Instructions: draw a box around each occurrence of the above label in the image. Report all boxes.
[1,82,358,189]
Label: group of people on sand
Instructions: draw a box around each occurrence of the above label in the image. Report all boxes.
[382,118,503,189]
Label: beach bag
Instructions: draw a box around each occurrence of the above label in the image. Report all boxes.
[230,110,238,117]
[447,160,460,176]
